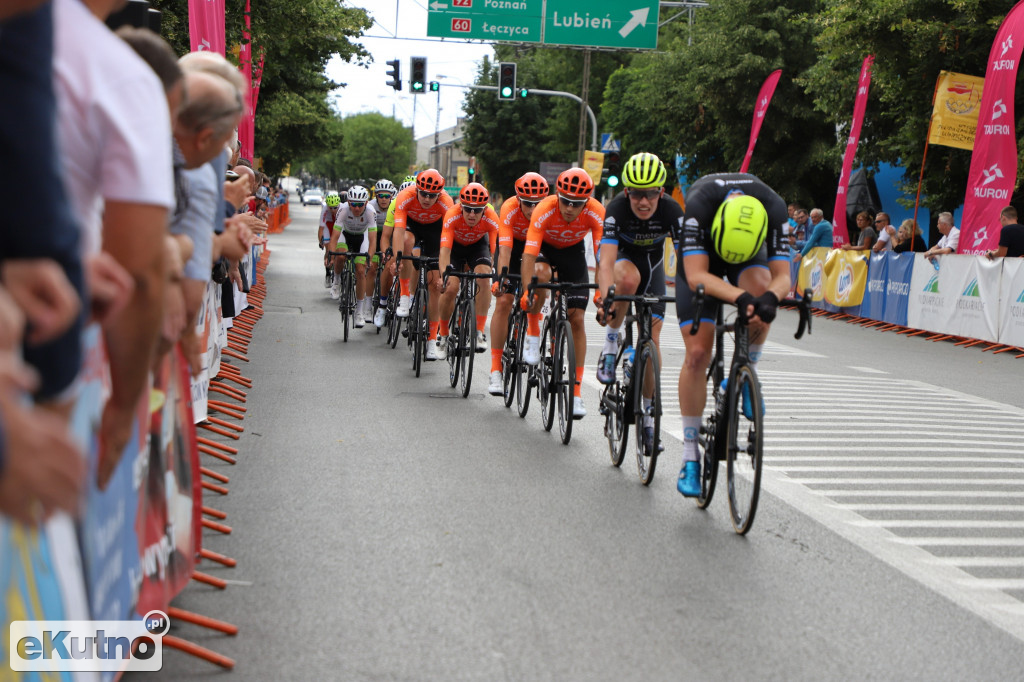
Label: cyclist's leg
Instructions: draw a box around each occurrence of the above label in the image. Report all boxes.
[641,250,668,401]
[490,238,523,364]
[559,243,591,414]
[438,247,462,338]
[471,244,492,340]
[597,256,640,383]
[675,267,717,496]
[734,261,772,367]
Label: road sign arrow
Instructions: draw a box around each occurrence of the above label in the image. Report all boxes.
[430,1,448,10]
[618,7,649,38]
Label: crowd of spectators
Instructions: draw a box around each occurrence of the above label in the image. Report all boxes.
[0,0,268,524]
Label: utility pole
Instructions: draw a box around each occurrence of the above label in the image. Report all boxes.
[576,49,591,167]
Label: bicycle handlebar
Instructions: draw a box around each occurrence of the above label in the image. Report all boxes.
[690,284,813,339]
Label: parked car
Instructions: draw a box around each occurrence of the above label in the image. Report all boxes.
[302,188,324,206]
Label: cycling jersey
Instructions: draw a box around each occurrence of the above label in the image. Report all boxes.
[441,205,498,249]
[331,203,378,235]
[524,195,604,257]
[679,173,788,263]
[498,196,531,247]
[319,204,341,240]
[392,185,455,231]
[373,197,391,229]
[601,190,683,251]
[384,200,397,229]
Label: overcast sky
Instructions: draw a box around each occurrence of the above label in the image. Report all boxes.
[326,1,495,140]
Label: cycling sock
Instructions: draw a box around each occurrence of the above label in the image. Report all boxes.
[429,321,439,340]
[574,366,584,397]
[491,348,502,372]
[400,278,411,297]
[476,315,487,332]
[603,324,621,354]
[682,416,702,463]
[527,313,541,336]
[440,320,450,337]
[748,343,764,371]
[333,273,340,285]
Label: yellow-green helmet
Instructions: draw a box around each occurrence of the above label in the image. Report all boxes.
[325,192,341,207]
[622,152,667,189]
[710,194,768,264]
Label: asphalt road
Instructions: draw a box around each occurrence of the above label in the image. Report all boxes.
[145,201,1024,681]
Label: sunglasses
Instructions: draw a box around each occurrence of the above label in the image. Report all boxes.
[874,220,885,224]
[559,197,587,208]
[519,198,540,208]
[349,202,366,208]
[376,193,393,199]
[418,190,439,199]
[628,188,661,201]
[463,206,484,215]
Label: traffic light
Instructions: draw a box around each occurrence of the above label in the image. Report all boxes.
[429,81,440,92]
[385,59,400,91]
[606,151,621,188]
[498,62,516,101]
[519,88,528,98]
[468,166,476,180]
[410,56,427,94]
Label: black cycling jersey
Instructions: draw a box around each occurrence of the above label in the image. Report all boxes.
[601,191,684,251]
[680,173,789,263]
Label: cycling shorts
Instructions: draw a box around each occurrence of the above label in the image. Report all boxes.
[674,243,769,328]
[337,231,369,265]
[540,241,590,311]
[450,239,492,271]
[408,217,442,270]
[616,244,667,319]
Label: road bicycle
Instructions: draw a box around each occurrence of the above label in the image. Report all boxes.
[494,269,524,411]
[442,268,494,398]
[598,286,676,486]
[526,273,599,445]
[690,284,812,534]
[369,250,387,335]
[397,254,438,378]
[327,250,368,342]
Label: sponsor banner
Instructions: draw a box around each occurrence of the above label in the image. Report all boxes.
[883,252,915,326]
[739,69,782,174]
[832,56,874,248]
[929,70,985,150]
[859,252,889,320]
[907,254,999,341]
[187,0,225,55]
[796,247,830,306]
[998,257,1024,346]
[907,253,961,334]
[190,284,213,423]
[824,249,869,308]
[582,150,604,186]
[959,3,1024,254]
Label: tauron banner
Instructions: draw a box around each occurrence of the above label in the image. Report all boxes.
[188,0,225,55]
[739,69,782,174]
[959,1,1024,255]
[929,70,985,150]
[832,55,874,248]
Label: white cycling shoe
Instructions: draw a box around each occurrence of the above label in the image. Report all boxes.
[330,284,340,300]
[396,295,411,318]
[488,370,503,395]
[573,396,587,419]
[373,306,386,328]
[435,337,448,361]
[523,335,541,365]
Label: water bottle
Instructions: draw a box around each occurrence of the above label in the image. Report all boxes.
[715,378,728,419]
[622,346,635,384]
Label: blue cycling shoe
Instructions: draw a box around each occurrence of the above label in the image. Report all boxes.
[642,426,664,455]
[677,461,701,497]
[596,352,616,385]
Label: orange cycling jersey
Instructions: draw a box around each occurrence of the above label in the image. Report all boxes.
[392,185,454,230]
[524,195,604,256]
[498,196,530,247]
[440,205,499,249]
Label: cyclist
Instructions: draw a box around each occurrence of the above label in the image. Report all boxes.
[520,168,604,418]
[487,171,550,396]
[596,152,682,451]
[319,192,343,290]
[327,185,378,327]
[368,179,396,326]
[390,169,455,360]
[674,172,790,497]
[438,183,498,358]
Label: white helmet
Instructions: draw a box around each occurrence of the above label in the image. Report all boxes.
[399,180,415,192]
[347,185,369,202]
[374,179,396,195]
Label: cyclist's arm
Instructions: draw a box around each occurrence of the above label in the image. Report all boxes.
[682,253,744,303]
[496,244,512,276]
[328,225,341,253]
[597,241,618,301]
[765,258,792,303]
[438,246,452,278]
[368,229,378,259]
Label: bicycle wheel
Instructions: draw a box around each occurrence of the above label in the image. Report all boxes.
[412,291,426,377]
[387,293,399,348]
[539,319,555,432]
[447,308,461,388]
[726,364,763,535]
[633,340,661,485]
[459,300,475,397]
[555,320,575,445]
[515,316,532,419]
[695,389,721,510]
[602,381,628,466]
[340,271,350,342]
[502,311,521,408]
[372,272,382,334]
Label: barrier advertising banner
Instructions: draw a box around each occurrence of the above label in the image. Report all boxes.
[907,254,1000,341]
[797,247,830,304]
[824,249,869,308]
[998,257,1024,346]
[882,252,915,326]
[859,252,889,320]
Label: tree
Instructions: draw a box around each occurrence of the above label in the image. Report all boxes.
[805,0,1022,211]
[339,113,414,181]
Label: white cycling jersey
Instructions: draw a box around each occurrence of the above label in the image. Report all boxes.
[373,198,391,229]
[319,204,341,240]
[333,203,378,235]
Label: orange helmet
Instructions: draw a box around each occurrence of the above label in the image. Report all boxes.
[416,168,444,193]
[515,172,549,200]
[459,182,489,207]
[555,168,594,200]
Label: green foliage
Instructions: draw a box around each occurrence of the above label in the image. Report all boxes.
[300,112,413,182]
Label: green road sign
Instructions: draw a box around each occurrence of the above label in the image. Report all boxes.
[426,0,543,44]
[544,1,659,49]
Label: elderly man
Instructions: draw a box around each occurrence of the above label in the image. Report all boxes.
[924,212,960,261]
[793,208,834,261]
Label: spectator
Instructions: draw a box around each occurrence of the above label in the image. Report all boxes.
[791,207,811,249]
[842,211,876,251]
[924,212,960,261]
[54,0,174,487]
[871,212,896,252]
[893,219,926,253]
[794,208,833,261]
[986,205,1024,259]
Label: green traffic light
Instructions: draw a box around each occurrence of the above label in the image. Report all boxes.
[519,88,528,98]
[501,86,512,98]
[413,82,424,91]
[607,175,620,188]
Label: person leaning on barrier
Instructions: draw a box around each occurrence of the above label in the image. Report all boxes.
[842,211,876,251]
[986,205,1024,259]
[792,208,833,262]
[924,212,960,261]
[871,212,896,253]
[893,219,926,253]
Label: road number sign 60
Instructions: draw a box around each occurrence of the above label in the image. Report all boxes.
[451,18,471,32]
